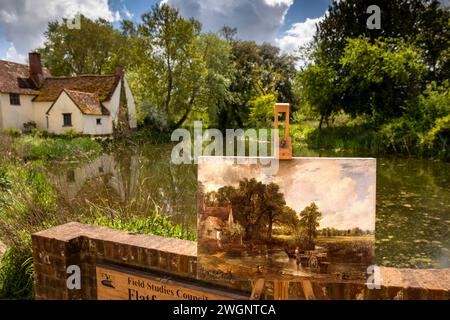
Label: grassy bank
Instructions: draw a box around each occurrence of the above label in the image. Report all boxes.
[0,131,191,299]
[290,118,449,160]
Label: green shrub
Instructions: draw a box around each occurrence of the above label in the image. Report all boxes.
[2,128,22,137]
[0,162,59,300]
[82,214,196,241]
[13,136,102,161]
[0,245,34,300]
[246,94,277,128]
[379,118,420,155]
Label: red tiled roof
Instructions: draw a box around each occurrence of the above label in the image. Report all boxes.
[0,60,50,95]
[203,207,231,221]
[34,75,120,102]
[47,89,110,116]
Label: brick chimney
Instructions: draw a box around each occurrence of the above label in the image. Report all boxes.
[115,65,124,77]
[29,52,44,87]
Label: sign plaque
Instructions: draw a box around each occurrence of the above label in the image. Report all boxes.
[96,264,246,300]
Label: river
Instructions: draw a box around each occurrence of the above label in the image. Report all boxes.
[46,143,450,269]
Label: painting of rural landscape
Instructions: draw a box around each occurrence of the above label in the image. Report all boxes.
[198,157,376,283]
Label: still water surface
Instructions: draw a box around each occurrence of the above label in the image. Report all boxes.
[47,143,450,269]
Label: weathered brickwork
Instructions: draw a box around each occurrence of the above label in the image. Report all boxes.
[32,222,450,300]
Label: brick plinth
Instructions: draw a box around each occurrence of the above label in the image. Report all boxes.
[31,222,450,300]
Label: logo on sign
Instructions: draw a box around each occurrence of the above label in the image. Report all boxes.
[100,271,115,288]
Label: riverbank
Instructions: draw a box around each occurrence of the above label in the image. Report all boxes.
[1,129,448,299]
[0,131,192,299]
[290,119,449,161]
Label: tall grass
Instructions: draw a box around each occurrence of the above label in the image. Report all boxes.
[12,135,102,162]
[0,155,194,299]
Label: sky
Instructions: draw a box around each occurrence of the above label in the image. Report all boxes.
[0,0,331,63]
[199,158,376,231]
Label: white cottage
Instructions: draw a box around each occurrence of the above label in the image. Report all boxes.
[0,52,137,135]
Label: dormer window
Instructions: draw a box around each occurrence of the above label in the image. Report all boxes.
[10,93,20,105]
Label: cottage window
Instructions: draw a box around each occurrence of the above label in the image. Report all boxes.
[96,118,102,125]
[63,113,72,127]
[9,93,20,105]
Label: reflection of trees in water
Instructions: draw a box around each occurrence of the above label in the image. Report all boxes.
[49,144,197,237]
[376,158,450,268]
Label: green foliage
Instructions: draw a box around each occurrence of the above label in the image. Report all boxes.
[206,178,299,242]
[38,14,128,76]
[127,4,209,130]
[377,82,450,158]
[298,203,322,247]
[82,214,195,241]
[0,245,34,300]
[314,0,450,82]
[295,0,450,159]
[0,162,58,300]
[221,223,244,244]
[13,136,102,161]
[246,94,277,128]
[219,41,297,129]
[297,62,339,127]
[339,37,426,120]
[2,128,22,137]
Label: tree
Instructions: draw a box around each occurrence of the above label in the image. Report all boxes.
[218,40,298,129]
[298,203,322,246]
[339,37,427,121]
[314,0,450,81]
[128,4,233,130]
[246,94,277,128]
[297,63,339,128]
[209,178,299,241]
[38,15,127,76]
[300,0,450,126]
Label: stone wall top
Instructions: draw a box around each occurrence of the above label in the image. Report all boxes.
[33,221,197,257]
[32,222,450,300]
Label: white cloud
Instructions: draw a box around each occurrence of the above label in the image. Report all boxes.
[164,0,293,43]
[5,44,27,63]
[199,158,376,231]
[0,0,120,62]
[275,16,323,56]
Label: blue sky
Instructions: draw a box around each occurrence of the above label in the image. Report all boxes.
[0,0,331,63]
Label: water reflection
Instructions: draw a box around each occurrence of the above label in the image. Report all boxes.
[46,144,449,269]
[49,154,139,202]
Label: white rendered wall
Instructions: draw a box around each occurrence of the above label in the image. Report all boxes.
[124,77,137,129]
[82,114,112,135]
[46,92,84,134]
[0,93,34,130]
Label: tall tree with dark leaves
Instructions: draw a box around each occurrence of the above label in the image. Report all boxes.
[38,15,128,76]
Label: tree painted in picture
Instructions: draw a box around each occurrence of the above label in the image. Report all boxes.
[298,203,322,249]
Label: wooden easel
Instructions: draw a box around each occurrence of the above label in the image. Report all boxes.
[248,104,317,300]
[274,103,292,160]
[250,280,316,300]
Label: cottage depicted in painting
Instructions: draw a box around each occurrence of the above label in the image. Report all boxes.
[198,157,376,283]
[199,194,234,241]
[0,52,136,135]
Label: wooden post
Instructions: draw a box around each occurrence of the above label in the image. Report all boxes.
[250,279,265,300]
[273,281,290,300]
[274,103,292,160]
[301,280,316,300]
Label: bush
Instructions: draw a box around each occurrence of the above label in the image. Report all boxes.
[0,163,59,300]
[2,128,22,137]
[379,118,420,155]
[0,245,34,300]
[246,94,277,128]
[82,213,196,241]
[23,122,37,133]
